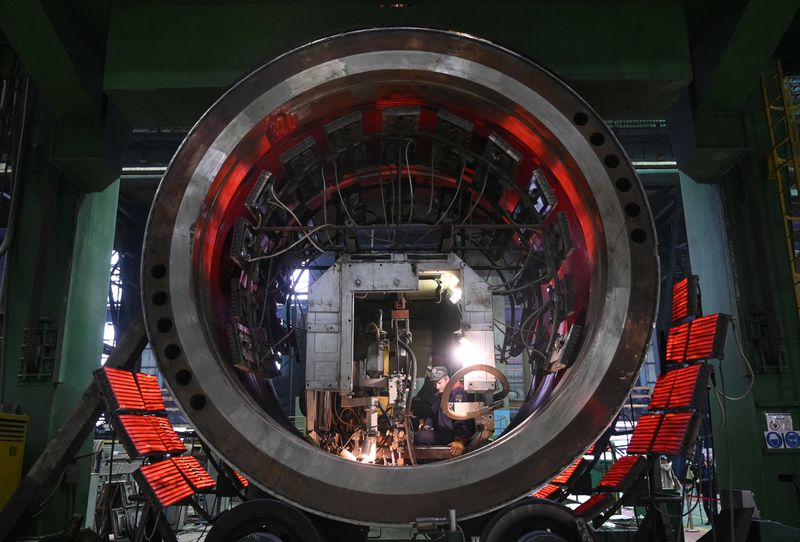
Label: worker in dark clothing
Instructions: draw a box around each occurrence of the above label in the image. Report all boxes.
[415,366,475,456]
[410,377,436,423]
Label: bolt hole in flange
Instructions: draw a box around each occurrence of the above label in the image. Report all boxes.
[175,370,192,386]
[157,318,173,333]
[141,28,657,525]
[190,394,207,410]
[589,133,605,146]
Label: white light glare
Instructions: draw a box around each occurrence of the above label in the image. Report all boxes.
[437,271,461,304]
[339,449,357,461]
[453,337,482,367]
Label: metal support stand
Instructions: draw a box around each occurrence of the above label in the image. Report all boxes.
[633,501,681,542]
[133,503,179,542]
[0,314,148,540]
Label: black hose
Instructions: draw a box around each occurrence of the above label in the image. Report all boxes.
[397,338,418,465]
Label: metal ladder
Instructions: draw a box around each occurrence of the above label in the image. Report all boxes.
[761,61,800,322]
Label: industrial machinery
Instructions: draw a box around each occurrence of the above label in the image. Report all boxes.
[141,28,657,527]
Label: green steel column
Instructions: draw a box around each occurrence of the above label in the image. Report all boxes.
[39,181,120,534]
[712,89,800,527]
[682,86,800,526]
[0,90,120,536]
[680,173,775,518]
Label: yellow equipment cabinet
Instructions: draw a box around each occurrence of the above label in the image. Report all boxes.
[0,412,28,508]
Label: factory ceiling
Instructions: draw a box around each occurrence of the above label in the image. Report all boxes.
[0,0,798,189]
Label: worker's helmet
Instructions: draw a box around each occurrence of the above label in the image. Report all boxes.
[430,366,449,382]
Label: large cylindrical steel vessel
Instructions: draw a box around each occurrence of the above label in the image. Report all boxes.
[142,28,658,525]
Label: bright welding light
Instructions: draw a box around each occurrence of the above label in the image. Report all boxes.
[453,337,482,367]
[437,271,461,304]
[361,436,378,463]
[339,449,357,462]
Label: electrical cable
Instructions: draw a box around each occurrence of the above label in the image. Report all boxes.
[428,146,436,213]
[704,382,727,439]
[29,469,66,518]
[102,434,117,534]
[145,508,164,541]
[319,165,335,244]
[332,159,357,224]
[267,186,329,255]
[408,160,469,248]
[718,368,736,539]
[543,283,562,356]
[519,301,551,349]
[492,245,537,294]
[458,169,490,225]
[377,169,390,231]
[714,319,755,401]
[248,225,332,262]
[255,259,274,330]
[641,459,701,520]
[491,273,550,294]
[397,338,418,466]
[433,161,466,226]
[405,138,415,224]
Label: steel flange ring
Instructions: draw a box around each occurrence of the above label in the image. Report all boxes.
[142,28,658,525]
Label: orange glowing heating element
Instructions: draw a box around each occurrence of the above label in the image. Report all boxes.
[671,276,699,324]
[628,412,700,457]
[533,484,562,500]
[551,458,584,485]
[99,367,146,411]
[114,415,187,457]
[652,411,700,456]
[627,413,661,454]
[597,455,646,492]
[232,469,249,488]
[135,373,167,412]
[138,459,195,507]
[575,493,614,521]
[665,314,729,363]
[172,456,216,492]
[684,314,729,362]
[649,364,709,412]
[665,322,691,363]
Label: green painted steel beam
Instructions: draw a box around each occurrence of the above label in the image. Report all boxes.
[52,108,132,193]
[0,89,120,535]
[103,1,692,125]
[0,0,102,120]
[680,171,779,519]
[33,181,120,534]
[668,0,800,182]
[0,0,130,192]
[0,100,81,535]
[698,0,800,112]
